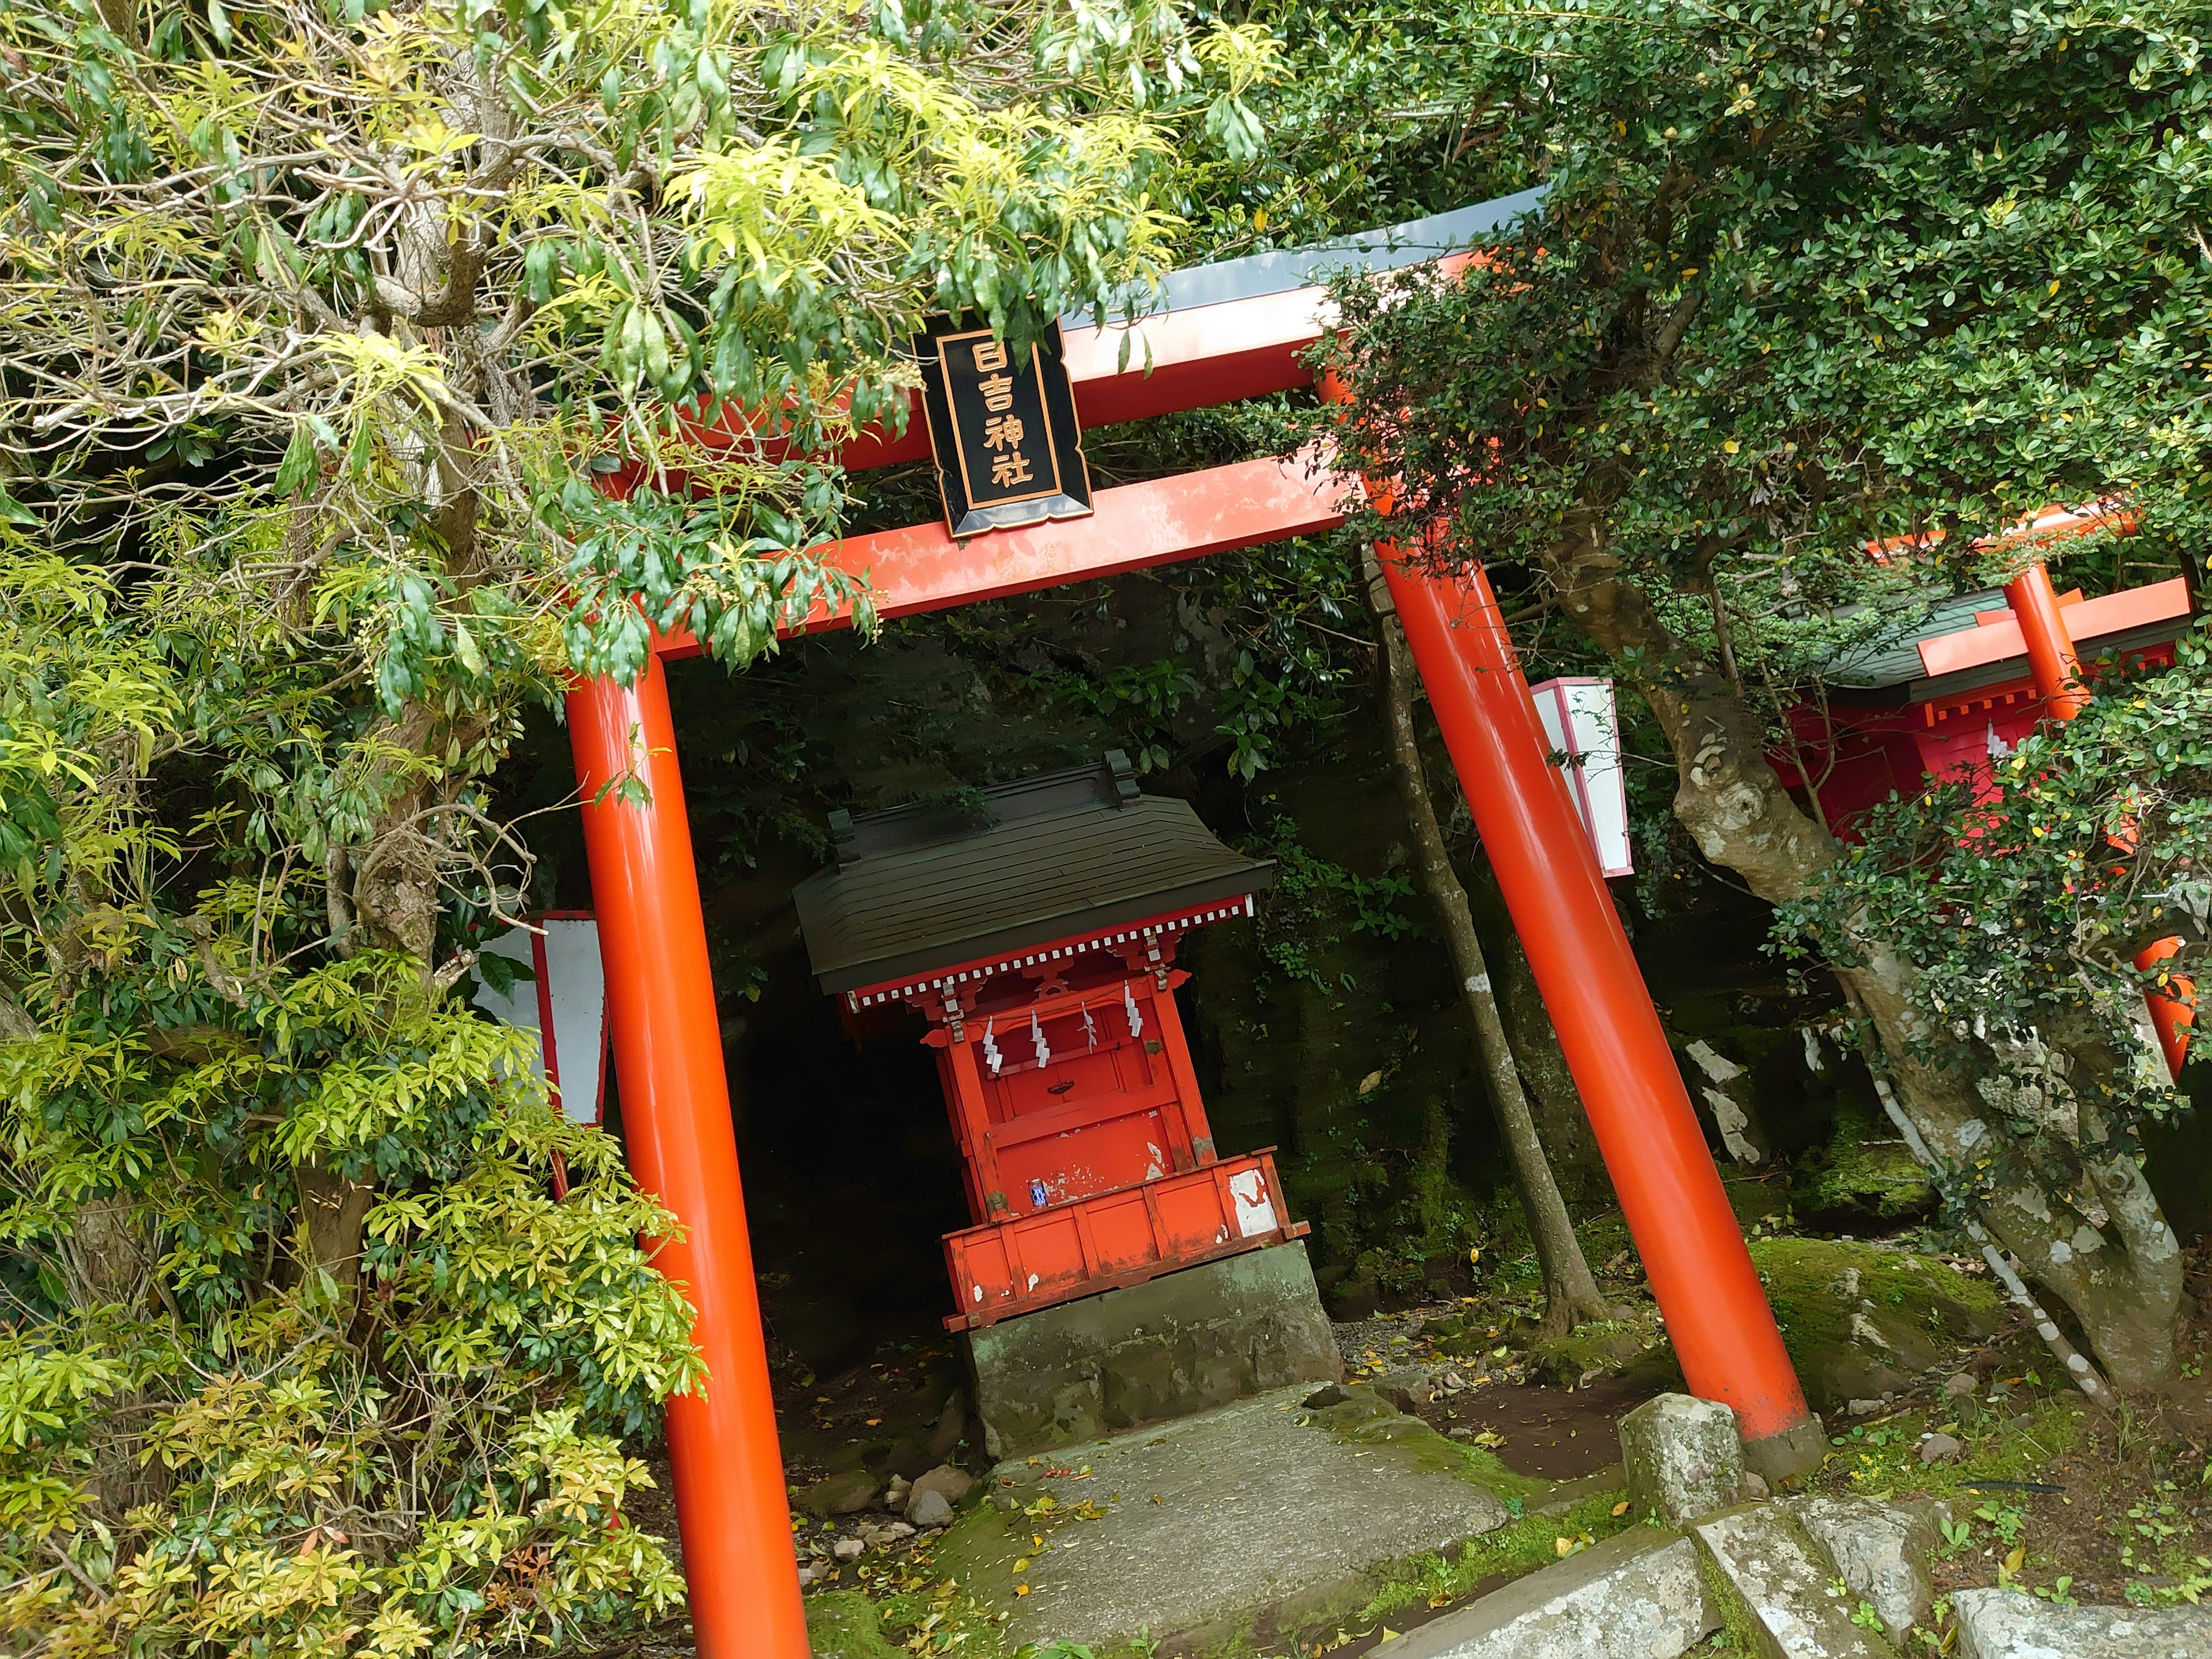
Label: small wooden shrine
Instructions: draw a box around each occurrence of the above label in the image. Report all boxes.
[791,753,1302,1331]
[1774,576,2194,825]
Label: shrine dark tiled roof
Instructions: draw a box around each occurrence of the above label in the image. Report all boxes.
[791,754,1274,995]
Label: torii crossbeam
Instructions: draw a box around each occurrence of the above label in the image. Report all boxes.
[562,196,1821,1659]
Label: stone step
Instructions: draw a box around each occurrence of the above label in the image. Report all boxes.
[1952,1588,2212,1658]
[1790,1495,1947,1646]
[1372,1526,1717,1659]
[969,1384,1514,1651]
[1690,1503,1900,1658]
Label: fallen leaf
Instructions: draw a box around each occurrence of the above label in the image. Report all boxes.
[1013,1558,1031,1572]
[1358,1070,1383,1094]
[1612,1501,1631,1517]
[2005,1544,2025,1574]
[1555,1537,1574,1558]
[1015,1584,1030,1596]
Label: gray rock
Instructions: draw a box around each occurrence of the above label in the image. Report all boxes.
[906,1488,953,1529]
[1620,1393,1745,1524]
[1743,1473,1772,1501]
[797,1563,829,1586]
[908,1463,976,1510]
[1952,1588,2212,1657]
[1793,1495,1945,1645]
[925,1390,968,1461]
[1944,1372,1980,1399]
[1846,1399,1885,1418]
[1690,1503,1896,1658]
[832,1536,866,1561]
[798,1468,880,1517]
[1373,1527,1717,1658]
[1918,1433,1963,1465]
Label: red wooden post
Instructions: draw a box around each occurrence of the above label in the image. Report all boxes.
[1379,550,1822,1469]
[1147,982,1219,1165]
[2003,562,2194,1076]
[2004,561,2092,721]
[1317,367,1817,1467]
[567,654,809,1659]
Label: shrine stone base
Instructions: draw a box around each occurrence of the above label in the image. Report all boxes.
[961,1240,1339,1461]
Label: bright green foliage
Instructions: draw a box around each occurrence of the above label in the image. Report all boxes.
[0,552,699,1652]
[0,1,1276,1651]
[0,0,1272,694]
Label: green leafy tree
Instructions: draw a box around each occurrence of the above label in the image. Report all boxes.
[1317,0,2212,1384]
[0,0,1272,1649]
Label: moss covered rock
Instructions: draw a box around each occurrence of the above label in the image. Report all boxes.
[1749,1237,2002,1411]
[1520,1308,1673,1388]
[1789,1106,1939,1230]
[804,1589,899,1659]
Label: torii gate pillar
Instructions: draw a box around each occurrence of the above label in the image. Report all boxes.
[567,656,809,1659]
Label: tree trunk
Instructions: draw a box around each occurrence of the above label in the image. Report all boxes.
[297,1162,378,1294]
[1362,548,1611,1335]
[1468,859,1612,1194]
[1537,515,2181,1385]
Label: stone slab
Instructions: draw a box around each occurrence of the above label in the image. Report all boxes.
[962,1238,1339,1460]
[1691,1503,1898,1658]
[1952,1588,2212,1658]
[1791,1495,1945,1645]
[1621,1393,1744,1524]
[976,1384,1510,1649]
[1373,1526,1718,1659]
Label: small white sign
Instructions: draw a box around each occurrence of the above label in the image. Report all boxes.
[471,913,609,1125]
[1527,677,1634,877]
[1229,1168,1279,1238]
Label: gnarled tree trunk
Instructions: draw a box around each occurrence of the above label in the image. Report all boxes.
[1537,517,2180,1386]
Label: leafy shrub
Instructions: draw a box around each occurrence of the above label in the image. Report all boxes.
[0,552,700,1654]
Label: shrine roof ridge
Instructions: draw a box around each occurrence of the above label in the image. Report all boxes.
[791,753,1273,995]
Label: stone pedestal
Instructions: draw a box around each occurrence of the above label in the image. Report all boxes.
[961,1240,1338,1459]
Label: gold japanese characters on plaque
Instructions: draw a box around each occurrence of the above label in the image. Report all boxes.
[915,320,1094,539]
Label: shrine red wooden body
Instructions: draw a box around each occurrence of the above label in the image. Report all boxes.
[791,755,1302,1330]
[1769,574,2195,831]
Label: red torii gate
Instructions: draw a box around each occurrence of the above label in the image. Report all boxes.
[562,202,1820,1658]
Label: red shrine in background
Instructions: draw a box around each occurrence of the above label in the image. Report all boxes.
[1767,507,2196,829]
[791,753,1305,1328]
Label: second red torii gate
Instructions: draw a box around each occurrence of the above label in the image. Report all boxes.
[563,198,1821,1659]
